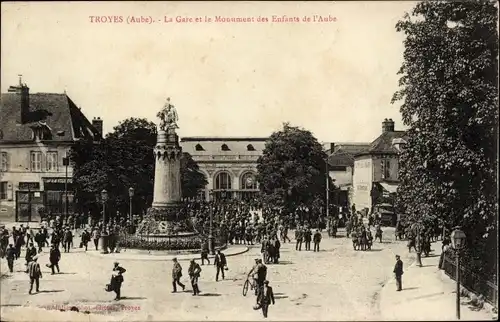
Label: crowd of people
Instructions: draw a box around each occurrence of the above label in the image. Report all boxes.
[0,197,451,319]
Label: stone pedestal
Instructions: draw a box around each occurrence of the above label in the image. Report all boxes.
[136,127,198,241]
[152,129,182,208]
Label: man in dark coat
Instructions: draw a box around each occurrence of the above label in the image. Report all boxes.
[6,244,16,272]
[48,244,61,274]
[188,259,202,296]
[313,230,322,252]
[200,240,210,265]
[214,250,227,281]
[303,228,312,251]
[171,258,185,293]
[111,262,126,300]
[295,227,303,251]
[80,229,91,251]
[25,243,37,271]
[34,230,45,253]
[63,228,73,253]
[257,280,275,318]
[393,255,404,291]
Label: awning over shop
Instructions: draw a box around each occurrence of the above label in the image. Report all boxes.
[379,182,398,194]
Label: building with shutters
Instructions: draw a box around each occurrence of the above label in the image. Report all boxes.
[352,118,407,219]
[325,142,370,210]
[0,78,102,222]
[179,137,267,201]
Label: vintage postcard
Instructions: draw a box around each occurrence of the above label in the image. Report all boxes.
[0,1,498,321]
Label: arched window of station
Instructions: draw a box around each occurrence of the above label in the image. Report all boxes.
[214,171,232,190]
[241,172,257,190]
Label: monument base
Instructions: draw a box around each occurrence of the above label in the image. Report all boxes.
[136,205,193,235]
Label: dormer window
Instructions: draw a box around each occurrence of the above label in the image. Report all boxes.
[195,144,204,151]
[247,144,256,151]
[221,144,230,151]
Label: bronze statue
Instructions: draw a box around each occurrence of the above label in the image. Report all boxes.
[157,97,179,131]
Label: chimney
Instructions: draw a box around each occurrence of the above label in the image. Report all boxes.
[9,76,30,124]
[92,117,103,137]
[382,118,395,133]
[330,142,335,153]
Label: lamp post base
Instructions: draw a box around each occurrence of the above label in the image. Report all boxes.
[208,235,215,255]
[99,235,109,254]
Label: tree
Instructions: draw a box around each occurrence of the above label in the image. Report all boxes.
[71,117,207,217]
[392,0,498,278]
[256,123,330,214]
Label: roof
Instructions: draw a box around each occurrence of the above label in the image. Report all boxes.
[0,91,101,143]
[355,131,407,157]
[328,150,355,167]
[326,143,370,167]
[181,137,268,142]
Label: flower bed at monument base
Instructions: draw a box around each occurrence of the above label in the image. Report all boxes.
[119,234,226,252]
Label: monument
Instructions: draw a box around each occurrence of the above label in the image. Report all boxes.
[136,98,196,239]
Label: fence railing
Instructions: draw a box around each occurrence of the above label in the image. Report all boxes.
[442,250,498,308]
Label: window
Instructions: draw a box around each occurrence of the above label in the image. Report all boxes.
[0,182,7,199]
[221,144,230,151]
[30,151,42,172]
[46,152,58,172]
[0,152,7,172]
[241,172,257,189]
[247,144,255,151]
[381,159,391,179]
[195,144,204,151]
[214,172,232,190]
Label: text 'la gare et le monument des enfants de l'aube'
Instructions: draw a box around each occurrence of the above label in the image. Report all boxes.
[88,14,337,24]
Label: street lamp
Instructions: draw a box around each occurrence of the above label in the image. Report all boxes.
[208,189,214,255]
[325,157,330,233]
[450,226,466,320]
[100,189,108,254]
[128,187,134,222]
[62,154,70,222]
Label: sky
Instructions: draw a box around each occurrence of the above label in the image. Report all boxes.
[1,1,417,143]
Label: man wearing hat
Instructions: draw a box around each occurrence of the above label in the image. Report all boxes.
[172,258,185,293]
[393,255,404,291]
[5,244,16,273]
[112,262,126,300]
[48,244,61,274]
[27,255,42,294]
[188,259,202,296]
[257,280,275,318]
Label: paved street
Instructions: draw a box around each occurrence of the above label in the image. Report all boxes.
[1,228,417,321]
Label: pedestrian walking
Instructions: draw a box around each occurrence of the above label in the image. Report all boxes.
[92,228,100,250]
[47,244,61,274]
[27,255,42,294]
[171,258,185,293]
[214,250,227,281]
[188,259,202,296]
[111,262,126,300]
[393,255,403,291]
[25,243,37,271]
[63,228,73,252]
[80,229,91,251]
[6,244,16,273]
[200,240,210,265]
[313,229,322,252]
[256,280,275,318]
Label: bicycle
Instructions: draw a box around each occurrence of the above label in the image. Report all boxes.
[242,276,257,296]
